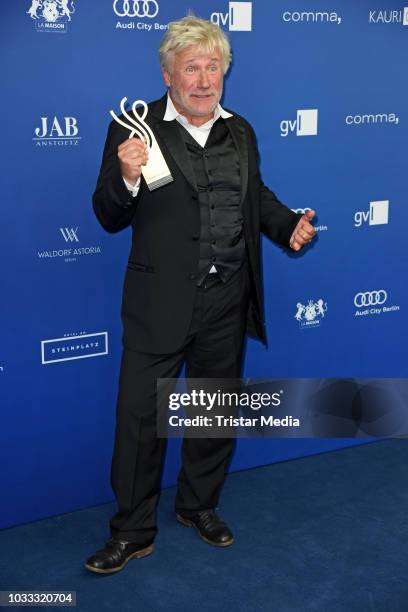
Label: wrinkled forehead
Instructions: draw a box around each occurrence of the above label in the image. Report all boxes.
[172,44,222,66]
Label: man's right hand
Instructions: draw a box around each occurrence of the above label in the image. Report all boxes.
[118,138,149,185]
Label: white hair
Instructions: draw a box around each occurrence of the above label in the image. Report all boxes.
[159,15,232,74]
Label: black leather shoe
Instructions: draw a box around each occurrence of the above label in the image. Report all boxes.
[176,510,234,547]
[85,538,154,574]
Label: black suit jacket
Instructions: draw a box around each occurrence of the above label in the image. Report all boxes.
[93,94,301,353]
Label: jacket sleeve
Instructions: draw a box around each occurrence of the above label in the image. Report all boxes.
[248,123,302,247]
[92,120,142,233]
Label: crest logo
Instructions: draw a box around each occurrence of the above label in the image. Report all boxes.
[295,299,327,328]
[27,0,75,32]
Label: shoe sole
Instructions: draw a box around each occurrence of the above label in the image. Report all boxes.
[84,544,154,574]
[176,514,234,547]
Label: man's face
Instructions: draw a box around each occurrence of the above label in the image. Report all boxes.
[162,45,224,122]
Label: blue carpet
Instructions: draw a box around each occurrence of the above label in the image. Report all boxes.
[1,440,407,611]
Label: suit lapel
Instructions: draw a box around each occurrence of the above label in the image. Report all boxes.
[225,118,249,206]
[153,119,198,191]
[147,94,249,199]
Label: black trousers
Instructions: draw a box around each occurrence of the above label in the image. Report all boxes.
[109,264,250,545]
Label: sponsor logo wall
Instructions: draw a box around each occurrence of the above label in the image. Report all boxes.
[0,0,406,529]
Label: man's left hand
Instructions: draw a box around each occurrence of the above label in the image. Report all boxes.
[289,210,317,251]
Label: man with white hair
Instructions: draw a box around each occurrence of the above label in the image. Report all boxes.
[86,15,316,574]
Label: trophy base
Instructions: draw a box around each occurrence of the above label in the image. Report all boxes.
[146,174,174,191]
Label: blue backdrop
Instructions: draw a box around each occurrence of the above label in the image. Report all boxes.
[1,0,406,529]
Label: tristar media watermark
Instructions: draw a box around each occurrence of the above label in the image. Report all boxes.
[166,389,293,431]
[345,113,400,127]
[156,379,294,437]
[41,332,109,365]
[282,11,342,24]
[354,200,389,228]
[33,116,81,147]
[113,0,168,32]
[27,0,75,33]
[369,8,408,25]
[280,109,318,137]
[37,227,102,263]
[295,299,327,328]
[354,290,400,317]
[291,207,328,232]
[211,2,253,31]
[157,378,408,438]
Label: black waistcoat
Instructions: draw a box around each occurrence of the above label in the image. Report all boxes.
[179,118,246,285]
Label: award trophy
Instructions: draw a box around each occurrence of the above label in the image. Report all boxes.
[110,97,173,191]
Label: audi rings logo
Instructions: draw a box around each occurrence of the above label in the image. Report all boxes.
[354,290,387,308]
[113,0,159,18]
[291,207,312,215]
